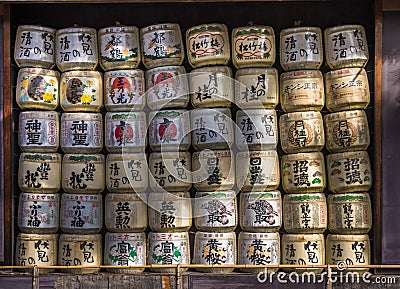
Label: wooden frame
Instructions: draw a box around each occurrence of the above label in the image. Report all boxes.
[1,0,380,269]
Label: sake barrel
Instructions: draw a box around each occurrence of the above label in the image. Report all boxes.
[240,191,282,232]
[236,150,280,192]
[326,234,370,274]
[105,193,148,233]
[98,24,140,71]
[104,69,145,111]
[148,231,190,273]
[106,153,148,193]
[14,25,56,69]
[238,232,280,273]
[149,109,191,151]
[60,193,102,234]
[324,110,370,153]
[105,112,147,153]
[104,232,146,273]
[327,151,372,194]
[193,231,236,273]
[58,234,102,274]
[190,66,233,108]
[186,23,230,68]
[15,233,58,273]
[281,233,325,273]
[146,66,189,110]
[19,111,59,152]
[18,193,59,234]
[281,152,326,194]
[283,193,327,234]
[61,112,103,153]
[280,26,323,71]
[280,70,325,112]
[192,150,234,191]
[149,152,192,192]
[328,193,372,234]
[56,26,98,72]
[16,68,59,110]
[232,25,276,69]
[62,154,105,194]
[235,68,279,109]
[325,68,370,112]
[18,153,61,193]
[140,23,184,69]
[191,108,234,150]
[148,192,192,232]
[194,190,237,232]
[236,109,278,151]
[324,24,369,70]
[60,70,103,112]
[279,111,325,153]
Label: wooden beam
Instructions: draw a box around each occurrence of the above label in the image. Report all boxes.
[374,0,383,266]
[383,0,400,11]
[2,3,11,266]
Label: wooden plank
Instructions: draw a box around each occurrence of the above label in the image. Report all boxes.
[0,0,351,3]
[2,3,11,266]
[39,275,56,289]
[374,0,383,266]
[383,0,400,11]
[0,274,32,289]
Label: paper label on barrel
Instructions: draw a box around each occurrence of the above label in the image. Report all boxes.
[150,111,190,148]
[239,238,279,265]
[149,198,191,230]
[19,117,57,149]
[63,160,104,192]
[16,30,55,64]
[105,72,144,109]
[106,234,145,266]
[16,237,57,266]
[236,152,279,191]
[281,30,322,69]
[106,113,146,151]
[142,28,182,63]
[282,155,325,193]
[61,195,101,230]
[283,238,323,266]
[327,238,369,266]
[149,238,188,265]
[193,151,234,190]
[236,72,278,107]
[146,68,188,108]
[61,76,101,108]
[107,158,147,192]
[18,195,58,229]
[281,76,324,108]
[188,29,226,59]
[195,235,235,265]
[19,158,60,192]
[57,32,97,65]
[191,72,233,106]
[330,201,371,231]
[234,31,274,62]
[18,73,58,106]
[284,197,326,231]
[192,109,233,147]
[236,111,278,149]
[59,237,100,267]
[196,194,236,228]
[62,119,102,149]
[100,32,139,64]
[149,154,191,191]
[242,193,281,229]
[326,27,368,68]
[328,153,372,192]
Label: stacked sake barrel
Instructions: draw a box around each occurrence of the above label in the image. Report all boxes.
[323,25,372,273]
[54,26,103,274]
[14,25,60,272]
[279,26,327,273]
[232,25,281,273]
[185,24,237,273]
[142,23,191,272]
[99,24,148,273]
